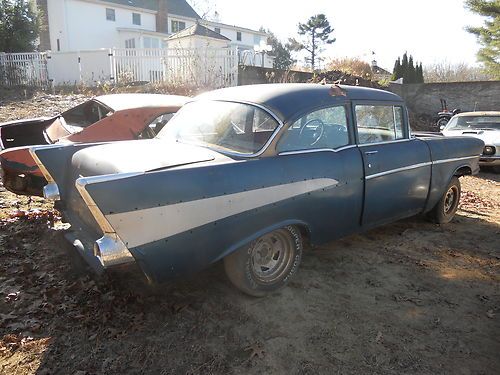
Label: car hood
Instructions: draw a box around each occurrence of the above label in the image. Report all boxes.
[71,139,228,176]
[443,129,500,145]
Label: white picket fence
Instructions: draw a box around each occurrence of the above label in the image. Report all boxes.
[113,47,238,87]
[0,47,239,88]
[0,52,48,86]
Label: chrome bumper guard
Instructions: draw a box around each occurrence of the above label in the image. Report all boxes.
[94,234,135,267]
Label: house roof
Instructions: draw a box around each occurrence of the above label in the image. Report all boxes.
[204,20,268,36]
[97,0,200,19]
[168,0,200,19]
[168,23,230,41]
[372,65,391,76]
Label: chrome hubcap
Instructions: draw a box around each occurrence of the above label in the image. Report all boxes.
[444,186,458,214]
[250,231,294,283]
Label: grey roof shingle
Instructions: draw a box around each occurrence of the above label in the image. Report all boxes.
[97,0,200,18]
[168,0,200,19]
[168,23,230,40]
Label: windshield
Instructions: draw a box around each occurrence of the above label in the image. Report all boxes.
[446,116,500,131]
[157,101,280,155]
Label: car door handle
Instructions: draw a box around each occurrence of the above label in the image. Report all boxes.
[365,151,378,155]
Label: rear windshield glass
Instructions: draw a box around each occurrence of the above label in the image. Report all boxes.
[446,116,500,131]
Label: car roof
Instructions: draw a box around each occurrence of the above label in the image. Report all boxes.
[94,93,189,111]
[454,111,500,117]
[194,83,403,122]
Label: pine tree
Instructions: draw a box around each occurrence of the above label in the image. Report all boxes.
[408,55,416,83]
[392,58,402,80]
[401,52,409,83]
[465,0,500,79]
[417,63,425,83]
[288,14,336,70]
[0,0,40,52]
[392,53,424,83]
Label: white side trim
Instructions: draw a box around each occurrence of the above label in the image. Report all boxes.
[432,155,479,164]
[106,178,339,248]
[366,162,432,180]
[365,155,479,180]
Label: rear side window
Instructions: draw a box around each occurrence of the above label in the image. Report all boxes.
[355,105,405,144]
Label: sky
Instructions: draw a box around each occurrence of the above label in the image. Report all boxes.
[191,0,485,70]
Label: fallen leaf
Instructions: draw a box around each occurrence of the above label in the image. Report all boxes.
[244,342,265,359]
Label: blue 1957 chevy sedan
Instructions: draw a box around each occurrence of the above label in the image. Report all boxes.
[30,84,483,296]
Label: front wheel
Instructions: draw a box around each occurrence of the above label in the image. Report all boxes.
[428,176,461,224]
[224,226,303,297]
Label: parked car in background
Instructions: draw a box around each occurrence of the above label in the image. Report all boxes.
[29,84,483,296]
[0,94,188,196]
[441,112,500,172]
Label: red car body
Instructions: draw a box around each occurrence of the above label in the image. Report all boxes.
[0,93,188,196]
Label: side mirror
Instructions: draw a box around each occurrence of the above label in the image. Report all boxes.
[440,125,445,131]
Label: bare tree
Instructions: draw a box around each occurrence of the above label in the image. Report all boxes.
[424,62,494,82]
[187,0,218,20]
[327,57,373,80]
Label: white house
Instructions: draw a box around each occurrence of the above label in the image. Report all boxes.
[36,0,273,67]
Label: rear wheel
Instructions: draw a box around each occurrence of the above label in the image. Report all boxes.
[224,226,302,297]
[428,176,461,224]
[437,117,449,129]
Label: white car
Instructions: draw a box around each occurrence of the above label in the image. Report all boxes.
[442,111,500,172]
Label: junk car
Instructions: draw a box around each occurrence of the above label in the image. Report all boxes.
[0,94,188,196]
[29,84,483,296]
[441,111,500,172]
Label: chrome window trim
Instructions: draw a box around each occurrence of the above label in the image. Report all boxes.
[278,144,356,156]
[357,138,411,147]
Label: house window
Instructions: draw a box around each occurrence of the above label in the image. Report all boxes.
[106,8,115,21]
[236,31,242,41]
[253,34,260,45]
[214,27,221,34]
[132,13,141,25]
[125,38,136,49]
[143,36,160,48]
[171,20,186,33]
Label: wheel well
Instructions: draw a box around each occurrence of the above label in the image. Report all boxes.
[454,165,472,177]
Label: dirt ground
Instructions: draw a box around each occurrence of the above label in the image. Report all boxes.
[0,94,499,375]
